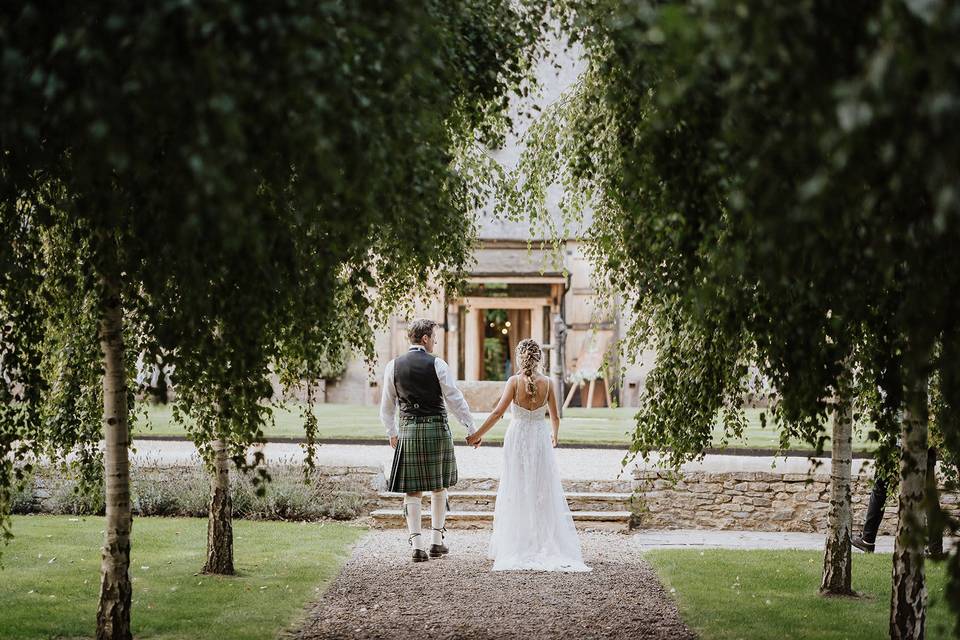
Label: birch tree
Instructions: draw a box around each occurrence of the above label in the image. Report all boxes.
[1,0,548,635]
[516,0,959,634]
[821,365,855,595]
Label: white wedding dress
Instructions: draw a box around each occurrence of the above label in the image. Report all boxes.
[487,398,591,572]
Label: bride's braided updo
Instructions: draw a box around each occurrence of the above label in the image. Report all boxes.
[515,339,542,397]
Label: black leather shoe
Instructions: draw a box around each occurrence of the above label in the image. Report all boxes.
[851,536,875,553]
[428,526,449,558]
[412,548,429,562]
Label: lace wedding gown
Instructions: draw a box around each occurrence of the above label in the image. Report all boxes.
[488,400,591,572]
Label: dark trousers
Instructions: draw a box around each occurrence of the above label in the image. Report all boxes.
[862,446,942,552]
[927,446,944,555]
[862,476,888,544]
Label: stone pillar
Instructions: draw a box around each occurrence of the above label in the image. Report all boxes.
[531,306,544,346]
[445,305,459,379]
[464,307,481,381]
[551,312,566,417]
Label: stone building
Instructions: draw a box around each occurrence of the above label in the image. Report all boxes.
[325,215,652,410]
[325,38,652,409]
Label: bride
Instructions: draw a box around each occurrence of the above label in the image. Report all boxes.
[466,339,590,572]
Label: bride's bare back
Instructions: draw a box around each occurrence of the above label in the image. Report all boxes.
[513,373,551,410]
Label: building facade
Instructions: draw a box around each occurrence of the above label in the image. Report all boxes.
[325,216,652,410]
[325,38,653,409]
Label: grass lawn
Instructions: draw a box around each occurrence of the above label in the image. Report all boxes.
[1,515,363,640]
[647,549,953,640]
[133,403,876,452]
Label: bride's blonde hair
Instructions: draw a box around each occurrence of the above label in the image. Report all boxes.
[515,339,542,397]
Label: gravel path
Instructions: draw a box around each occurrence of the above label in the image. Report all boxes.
[293,530,695,640]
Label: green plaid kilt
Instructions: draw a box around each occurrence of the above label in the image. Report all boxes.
[388,414,458,493]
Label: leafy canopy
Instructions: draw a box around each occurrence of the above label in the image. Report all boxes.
[0,0,550,535]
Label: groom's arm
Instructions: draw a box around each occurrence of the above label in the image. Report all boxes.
[434,357,476,436]
[379,360,399,443]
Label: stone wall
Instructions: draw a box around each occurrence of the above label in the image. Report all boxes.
[633,469,960,534]
[458,381,509,412]
[324,357,375,405]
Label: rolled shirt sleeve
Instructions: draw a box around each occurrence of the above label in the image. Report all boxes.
[379,360,398,439]
[434,357,476,435]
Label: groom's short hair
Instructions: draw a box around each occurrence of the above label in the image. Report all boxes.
[408,319,438,344]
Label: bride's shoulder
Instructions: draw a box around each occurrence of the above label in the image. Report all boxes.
[536,374,553,394]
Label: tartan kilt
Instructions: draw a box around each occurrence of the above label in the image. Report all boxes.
[388,415,458,493]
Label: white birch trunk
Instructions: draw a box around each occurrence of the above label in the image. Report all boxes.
[95,265,133,640]
[203,437,234,575]
[890,377,928,640]
[820,374,854,595]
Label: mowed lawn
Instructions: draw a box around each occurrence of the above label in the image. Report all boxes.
[133,402,876,452]
[1,515,363,640]
[647,549,952,640]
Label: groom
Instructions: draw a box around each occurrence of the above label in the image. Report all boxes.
[379,319,480,562]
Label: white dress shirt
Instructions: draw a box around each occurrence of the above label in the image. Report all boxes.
[379,346,476,439]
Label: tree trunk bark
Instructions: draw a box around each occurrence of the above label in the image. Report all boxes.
[890,377,928,640]
[96,264,133,640]
[203,437,234,575]
[820,372,854,595]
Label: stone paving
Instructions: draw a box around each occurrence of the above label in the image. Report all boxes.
[131,438,878,480]
[630,529,896,552]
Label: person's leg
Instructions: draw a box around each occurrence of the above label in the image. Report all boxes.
[853,475,888,552]
[926,446,944,556]
[430,488,449,557]
[862,475,888,544]
[404,492,427,561]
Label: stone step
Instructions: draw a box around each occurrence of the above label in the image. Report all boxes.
[377,490,634,513]
[369,508,633,531]
[450,477,632,494]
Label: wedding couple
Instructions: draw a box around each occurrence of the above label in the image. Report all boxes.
[379,318,589,571]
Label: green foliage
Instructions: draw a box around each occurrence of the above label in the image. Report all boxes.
[132,471,210,519]
[15,463,369,522]
[0,0,551,547]
[514,0,959,625]
[516,0,959,461]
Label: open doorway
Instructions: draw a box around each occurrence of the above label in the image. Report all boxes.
[481,308,531,380]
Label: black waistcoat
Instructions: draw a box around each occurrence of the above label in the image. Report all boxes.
[393,348,446,418]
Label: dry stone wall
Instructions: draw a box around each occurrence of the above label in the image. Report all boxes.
[633,469,960,534]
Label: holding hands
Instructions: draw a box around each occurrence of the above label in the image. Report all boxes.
[466,433,482,448]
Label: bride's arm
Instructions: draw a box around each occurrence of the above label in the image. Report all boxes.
[546,379,560,447]
[467,377,516,444]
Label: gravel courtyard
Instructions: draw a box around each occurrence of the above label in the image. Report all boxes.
[293,530,695,640]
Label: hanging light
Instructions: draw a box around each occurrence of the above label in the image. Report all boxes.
[501,328,508,335]
[505,321,512,328]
